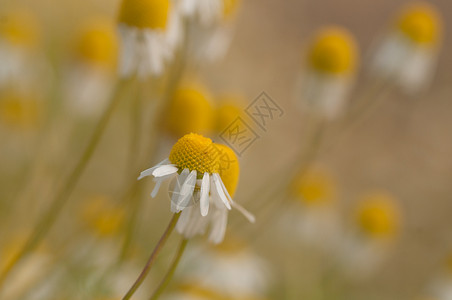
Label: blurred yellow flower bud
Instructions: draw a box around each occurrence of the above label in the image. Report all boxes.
[291,166,337,206]
[118,0,170,30]
[0,9,40,48]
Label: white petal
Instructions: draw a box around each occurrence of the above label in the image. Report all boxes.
[171,169,189,212]
[212,174,231,210]
[216,173,233,202]
[209,210,228,244]
[150,180,162,198]
[231,201,256,223]
[175,170,197,211]
[137,158,170,180]
[200,173,210,216]
[152,165,178,177]
[176,206,193,234]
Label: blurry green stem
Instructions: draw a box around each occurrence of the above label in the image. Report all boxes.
[122,213,181,300]
[149,238,188,300]
[0,80,126,289]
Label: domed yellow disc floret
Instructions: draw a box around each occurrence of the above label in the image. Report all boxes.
[356,192,400,239]
[396,2,441,45]
[291,166,337,206]
[165,87,214,137]
[169,133,220,174]
[215,97,245,134]
[213,143,240,196]
[0,9,40,48]
[118,0,170,30]
[74,18,119,70]
[307,26,358,74]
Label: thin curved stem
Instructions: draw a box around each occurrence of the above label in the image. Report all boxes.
[0,80,127,289]
[149,238,188,300]
[122,213,181,300]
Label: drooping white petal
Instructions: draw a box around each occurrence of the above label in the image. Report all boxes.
[175,170,197,212]
[216,173,233,202]
[171,169,189,212]
[209,209,228,244]
[152,164,178,177]
[231,201,256,223]
[212,174,231,210]
[151,180,163,198]
[176,205,193,234]
[200,173,210,216]
[137,158,170,180]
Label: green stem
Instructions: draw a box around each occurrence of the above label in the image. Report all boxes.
[0,80,127,289]
[122,213,181,300]
[149,238,188,300]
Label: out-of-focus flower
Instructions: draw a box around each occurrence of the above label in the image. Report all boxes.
[0,90,42,130]
[370,2,442,94]
[79,195,125,237]
[421,252,452,300]
[284,165,340,249]
[138,133,254,243]
[64,17,119,117]
[0,8,42,88]
[338,191,401,279]
[163,85,214,138]
[177,0,240,63]
[297,26,358,120]
[214,95,246,134]
[117,0,181,78]
[171,237,270,299]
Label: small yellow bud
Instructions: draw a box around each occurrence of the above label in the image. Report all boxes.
[0,9,40,48]
[118,0,170,30]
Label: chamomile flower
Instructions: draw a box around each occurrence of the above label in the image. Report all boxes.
[338,191,401,278]
[284,165,340,249]
[214,95,246,134]
[0,8,42,89]
[117,0,181,78]
[370,2,442,94]
[163,86,214,138]
[138,133,254,244]
[177,0,240,63]
[297,26,358,120]
[64,17,119,117]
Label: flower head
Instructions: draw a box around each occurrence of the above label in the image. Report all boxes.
[307,26,358,75]
[138,133,254,243]
[291,166,337,207]
[74,17,119,71]
[355,192,400,240]
[118,0,170,30]
[164,87,214,137]
[396,2,441,46]
[214,96,246,134]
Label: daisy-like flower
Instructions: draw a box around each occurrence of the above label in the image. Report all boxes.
[138,133,254,244]
[163,85,214,138]
[370,2,442,94]
[297,26,358,120]
[117,0,181,79]
[176,0,240,63]
[64,17,119,117]
[0,8,42,89]
[284,165,340,249]
[214,95,246,134]
[338,191,400,279]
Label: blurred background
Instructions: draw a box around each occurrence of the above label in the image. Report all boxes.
[1,0,452,299]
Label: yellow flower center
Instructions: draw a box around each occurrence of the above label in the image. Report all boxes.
[215,97,245,134]
[118,0,170,30]
[74,18,119,70]
[0,9,40,48]
[396,2,441,45]
[213,144,240,196]
[307,26,358,74]
[164,87,214,137]
[0,91,41,130]
[356,193,400,239]
[169,133,219,174]
[80,195,125,236]
[291,167,336,206]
